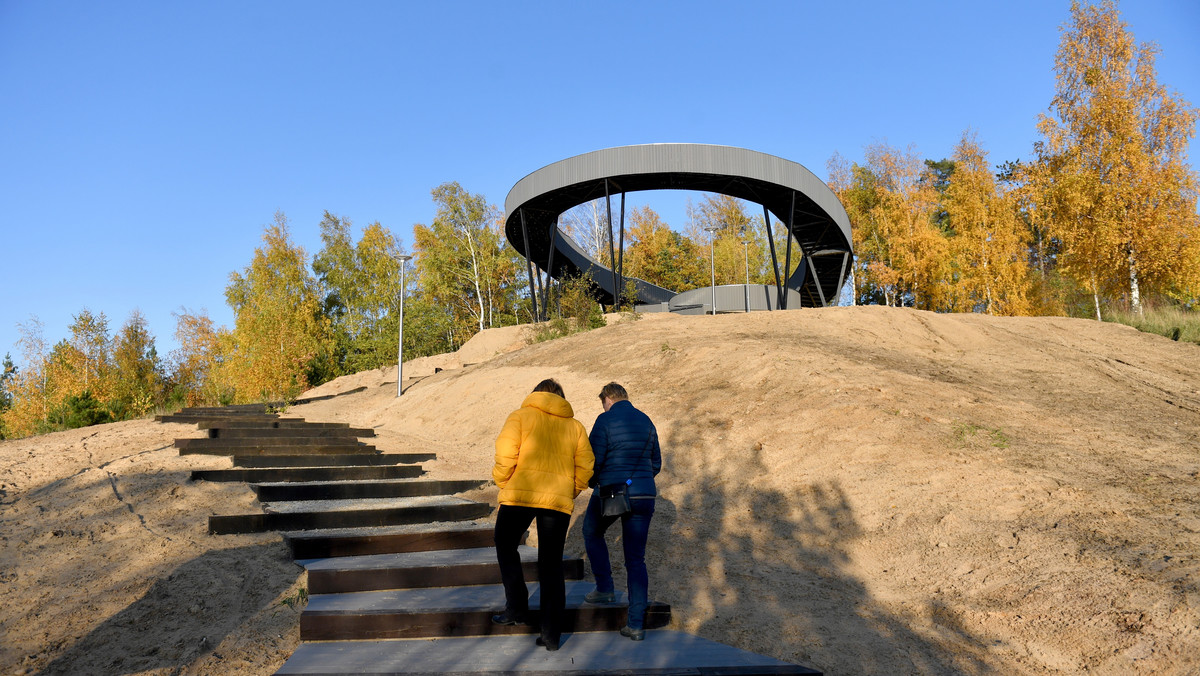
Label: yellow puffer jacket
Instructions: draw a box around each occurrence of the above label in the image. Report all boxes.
[493,391,594,515]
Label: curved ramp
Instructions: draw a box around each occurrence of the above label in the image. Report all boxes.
[503,143,853,308]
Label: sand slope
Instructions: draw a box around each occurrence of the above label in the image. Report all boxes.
[2,306,1198,675]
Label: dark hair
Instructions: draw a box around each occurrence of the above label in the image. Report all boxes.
[532,378,565,398]
[598,382,628,402]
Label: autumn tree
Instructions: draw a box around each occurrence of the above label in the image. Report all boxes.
[829,145,953,308]
[621,205,705,291]
[412,183,523,347]
[0,317,49,436]
[166,309,225,406]
[222,212,333,403]
[110,310,162,417]
[0,353,15,438]
[1030,0,1200,318]
[64,309,112,397]
[944,133,1034,315]
[313,212,410,374]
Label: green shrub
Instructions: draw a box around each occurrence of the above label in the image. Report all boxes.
[42,391,113,432]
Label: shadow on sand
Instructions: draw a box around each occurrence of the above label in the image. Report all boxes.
[566,404,996,675]
[36,542,300,675]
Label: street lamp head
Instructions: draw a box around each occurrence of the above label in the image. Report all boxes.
[394,253,413,263]
[703,224,721,233]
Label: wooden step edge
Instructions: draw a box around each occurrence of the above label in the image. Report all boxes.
[307,558,584,594]
[285,524,508,559]
[299,602,671,641]
[208,502,492,535]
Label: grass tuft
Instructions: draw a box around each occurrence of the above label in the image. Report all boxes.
[1105,306,1200,345]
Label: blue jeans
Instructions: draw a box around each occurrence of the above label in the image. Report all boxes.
[582,493,655,629]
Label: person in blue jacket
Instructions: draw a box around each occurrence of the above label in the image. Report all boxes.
[582,382,662,641]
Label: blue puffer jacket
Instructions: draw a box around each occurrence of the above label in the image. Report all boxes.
[588,400,661,498]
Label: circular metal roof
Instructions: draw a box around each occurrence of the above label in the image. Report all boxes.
[504,143,853,306]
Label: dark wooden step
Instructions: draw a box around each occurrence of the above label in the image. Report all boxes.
[305,546,583,593]
[285,522,502,559]
[252,479,484,502]
[176,437,372,450]
[232,453,433,468]
[209,497,492,535]
[192,465,424,483]
[276,631,821,675]
[300,580,670,641]
[158,414,289,424]
[199,420,344,430]
[202,426,375,439]
[180,442,377,456]
[172,409,277,416]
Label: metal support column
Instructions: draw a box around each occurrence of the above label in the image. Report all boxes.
[520,208,540,322]
[541,218,558,317]
[781,191,795,310]
[837,251,850,306]
[604,179,618,310]
[616,192,626,309]
[807,253,828,307]
[763,204,781,311]
[532,261,545,317]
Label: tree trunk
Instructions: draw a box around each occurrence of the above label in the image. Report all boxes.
[1128,242,1142,316]
[1092,274,1102,321]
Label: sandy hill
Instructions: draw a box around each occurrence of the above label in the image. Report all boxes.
[2,306,1198,675]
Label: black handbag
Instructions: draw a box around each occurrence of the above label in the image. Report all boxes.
[596,430,655,518]
[598,482,632,517]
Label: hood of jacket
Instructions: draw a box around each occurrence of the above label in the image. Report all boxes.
[521,391,574,419]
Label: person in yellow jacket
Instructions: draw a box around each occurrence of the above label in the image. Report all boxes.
[491,378,594,651]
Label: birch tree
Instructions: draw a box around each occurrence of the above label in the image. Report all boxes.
[111,310,161,417]
[944,133,1033,315]
[313,212,409,374]
[413,183,520,346]
[223,212,333,402]
[1031,0,1200,316]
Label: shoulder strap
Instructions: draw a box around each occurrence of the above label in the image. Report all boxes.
[625,428,655,485]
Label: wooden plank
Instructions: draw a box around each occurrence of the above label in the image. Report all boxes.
[209,500,492,535]
[300,581,670,641]
[286,522,502,559]
[204,427,376,439]
[276,631,821,675]
[192,465,424,483]
[176,437,371,449]
[252,479,485,502]
[199,420,348,430]
[157,414,287,424]
[305,546,584,593]
[233,453,433,468]
[181,443,378,456]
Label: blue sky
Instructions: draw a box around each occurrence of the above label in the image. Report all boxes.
[2,0,1197,366]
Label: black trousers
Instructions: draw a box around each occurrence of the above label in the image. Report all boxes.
[493,504,570,640]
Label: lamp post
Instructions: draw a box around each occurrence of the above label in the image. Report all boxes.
[703,224,720,315]
[742,237,750,313]
[394,253,412,397]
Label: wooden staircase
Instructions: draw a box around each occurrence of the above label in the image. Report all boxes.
[166,405,819,675]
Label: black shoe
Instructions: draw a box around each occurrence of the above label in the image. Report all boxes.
[535,636,560,651]
[619,625,645,641]
[584,589,616,604]
[491,611,525,626]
